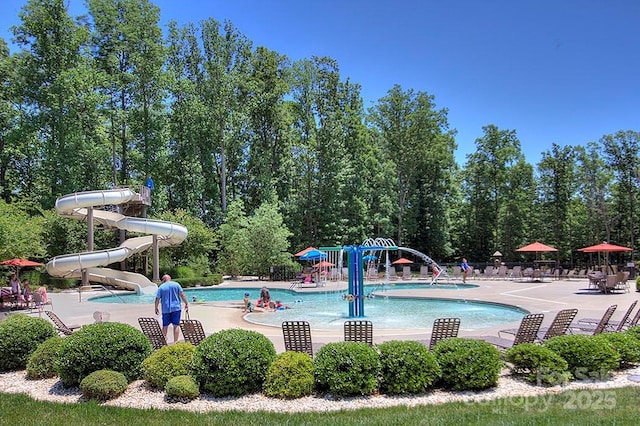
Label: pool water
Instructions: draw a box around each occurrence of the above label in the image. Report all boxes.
[92,283,525,331]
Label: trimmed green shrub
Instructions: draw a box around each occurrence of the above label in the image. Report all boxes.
[626,325,640,341]
[0,314,56,372]
[165,375,200,401]
[378,340,441,395]
[173,266,195,279]
[264,351,314,399]
[26,336,64,379]
[432,338,502,391]
[505,343,571,386]
[56,322,152,386]
[80,370,128,401]
[141,342,196,389]
[314,342,380,397]
[192,329,276,397]
[593,333,640,369]
[544,334,620,380]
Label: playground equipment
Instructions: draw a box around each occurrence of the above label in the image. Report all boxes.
[320,238,449,318]
[46,188,187,294]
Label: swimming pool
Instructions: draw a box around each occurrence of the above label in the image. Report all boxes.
[91,283,525,331]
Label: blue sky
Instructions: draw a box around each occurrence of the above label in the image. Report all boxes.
[1,0,639,165]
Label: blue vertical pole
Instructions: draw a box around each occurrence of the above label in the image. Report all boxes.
[346,246,356,317]
[354,248,364,317]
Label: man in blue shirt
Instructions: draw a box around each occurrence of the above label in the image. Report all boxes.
[155,274,189,343]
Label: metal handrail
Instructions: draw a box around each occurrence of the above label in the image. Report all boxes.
[78,284,128,303]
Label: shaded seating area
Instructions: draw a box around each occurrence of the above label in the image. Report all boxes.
[344,320,373,345]
[46,311,81,336]
[478,313,544,350]
[138,317,168,350]
[180,318,207,346]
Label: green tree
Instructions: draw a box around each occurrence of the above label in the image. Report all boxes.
[215,200,249,277]
[13,0,110,208]
[152,209,215,275]
[368,85,457,257]
[0,200,45,260]
[244,201,293,279]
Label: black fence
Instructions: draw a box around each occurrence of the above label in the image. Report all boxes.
[269,265,299,281]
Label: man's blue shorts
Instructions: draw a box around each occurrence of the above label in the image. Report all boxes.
[162,310,181,327]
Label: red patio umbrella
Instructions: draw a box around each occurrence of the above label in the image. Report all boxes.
[0,258,44,267]
[392,257,413,265]
[578,242,632,274]
[578,242,632,253]
[515,242,558,252]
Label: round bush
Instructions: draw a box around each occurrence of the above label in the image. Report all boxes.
[593,333,640,369]
[56,322,152,386]
[505,343,571,386]
[192,329,276,397]
[0,314,57,372]
[544,334,620,380]
[264,351,314,399]
[141,342,196,389]
[165,375,200,401]
[378,340,441,395]
[314,341,380,397]
[80,370,128,401]
[625,325,640,341]
[432,338,502,391]
[26,336,64,379]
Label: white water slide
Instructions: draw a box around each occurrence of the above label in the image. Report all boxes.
[46,189,188,295]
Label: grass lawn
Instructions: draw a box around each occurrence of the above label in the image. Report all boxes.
[2,386,640,425]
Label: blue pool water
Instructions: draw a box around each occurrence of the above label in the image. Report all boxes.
[92,283,525,331]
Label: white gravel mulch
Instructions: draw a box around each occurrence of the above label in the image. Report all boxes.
[1,368,640,413]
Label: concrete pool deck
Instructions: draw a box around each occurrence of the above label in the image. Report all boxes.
[36,275,639,352]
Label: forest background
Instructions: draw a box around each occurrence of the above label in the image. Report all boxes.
[0,0,638,279]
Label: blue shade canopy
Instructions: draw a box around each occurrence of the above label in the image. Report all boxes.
[299,249,327,261]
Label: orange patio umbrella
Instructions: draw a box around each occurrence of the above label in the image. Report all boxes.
[578,242,632,253]
[391,257,414,265]
[515,242,557,253]
[295,246,318,257]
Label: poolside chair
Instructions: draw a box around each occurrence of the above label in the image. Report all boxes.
[509,266,522,281]
[428,317,461,349]
[344,320,373,345]
[282,321,314,357]
[402,266,412,280]
[180,318,207,346]
[577,301,636,332]
[419,266,430,280]
[568,305,617,335]
[478,313,544,350]
[138,317,168,350]
[500,308,578,342]
[46,311,81,336]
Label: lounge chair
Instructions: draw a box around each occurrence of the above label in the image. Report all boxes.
[501,308,578,342]
[180,319,207,346]
[46,311,81,336]
[344,320,373,346]
[419,266,430,280]
[578,301,636,332]
[509,265,522,281]
[568,305,617,335]
[138,317,168,350]
[428,317,461,349]
[282,321,314,357]
[402,266,412,280]
[478,313,544,349]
